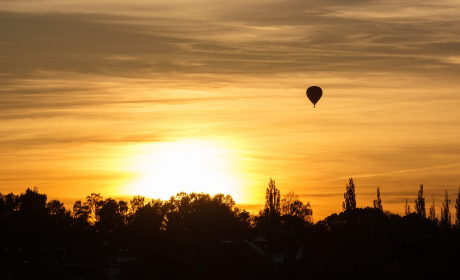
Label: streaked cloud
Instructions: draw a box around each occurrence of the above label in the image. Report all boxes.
[1,0,459,220]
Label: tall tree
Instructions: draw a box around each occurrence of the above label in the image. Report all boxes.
[440,190,451,230]
[342,178,356,212]
[130,195,145,217]
[0,192,19,217]
[97,198,129,233]
[281,191,313,223]
[72,200,91,228]
[118,200,129,225]
[18,187,48,219]
[264,178,281,217]
[130,199,166,234]
[414,184,426,218]
[455,187,460,228]
[373,187,382,211]
[281,192,299,216]
[428,196,436,222]
[86,193,103,225]
[404,198,411,216]
[234,207,252,233]
[47,199,70,224]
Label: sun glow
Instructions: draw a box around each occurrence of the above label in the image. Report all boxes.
[122,140,244,201]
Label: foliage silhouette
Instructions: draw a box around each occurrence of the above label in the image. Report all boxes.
[129,198,166,236]
[19,187,48,219]
[129,195,145,221]
[455,187,460,228]
[47,199,71,225]
[264,178,281,218]
[280,191,313,223]
[0,192,19,217]
[72,200,91,229]
[96,198,128,234]
[428,195,437,223]
[85,193,103,225]
[2,179,460,279]
[404,198,411,216]
[373,186,382,211]
[414,184,426,218]
[342,177,356,212]
[440,190,451,231]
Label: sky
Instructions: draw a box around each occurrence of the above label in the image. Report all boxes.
[1,0,460,220]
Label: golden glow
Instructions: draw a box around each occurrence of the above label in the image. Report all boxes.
[2,1,460,220]
[122,140,245,201]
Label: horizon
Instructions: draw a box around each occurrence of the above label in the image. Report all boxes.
[1,0,460,221]
[6,179,459,223]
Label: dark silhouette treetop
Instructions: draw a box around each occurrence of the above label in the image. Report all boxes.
[281,191,313,223]
[429,195,436,222]
[440,190,451,230]
[404,198,411,216]
[3,182,460,280]
[86,193,103,225]
[19,187,48,219]
[414,185,426,218]
[264,178,281,217]
[373,187,382,211]
[342,178,356,212]
[455,187,460,228]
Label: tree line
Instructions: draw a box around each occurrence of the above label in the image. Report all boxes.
[1,178,460,238]
[2,178,460,279]
[342,178,460,230]
[0,182,313,241]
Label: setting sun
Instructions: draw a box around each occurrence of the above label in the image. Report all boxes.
[122,140,244,201]
[3,1,460,277]
[2,0,460,221]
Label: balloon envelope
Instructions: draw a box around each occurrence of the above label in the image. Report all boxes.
[306,86,322,107]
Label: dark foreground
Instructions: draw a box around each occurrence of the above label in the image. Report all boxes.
[2,188,460,279]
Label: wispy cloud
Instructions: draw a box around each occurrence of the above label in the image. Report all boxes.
[1,0,459,219]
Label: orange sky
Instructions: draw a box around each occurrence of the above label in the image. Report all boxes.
[1,0,460,220]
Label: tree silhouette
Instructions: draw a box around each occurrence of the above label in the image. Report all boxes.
[96,198,128,234]
[342,178,356,212]
[373,187,382,211]
[162,192,246,238]
[72,200,91,228]
[0,193,4,217]
[404,198,411,216]
[414,184,426,218]
[129,195,145,219]
[18,187,48,218]
[440,190,451,230]
[281,191,313,222]
[0,192,19,217]
[118,200,129,223]
[253,179,283,237]
[4,185,460,279]
[428,195,436,222]
[234,207,252,233]
[455,187,460,228]
[47,199,71,225]
[86,193,103,225]
[264,178,281,217]
[281,191,298,215]
[13,187,49,235]
[130,198,166,235]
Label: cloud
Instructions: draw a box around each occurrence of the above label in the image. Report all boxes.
[2,0,460,81]
[1,0,460,219]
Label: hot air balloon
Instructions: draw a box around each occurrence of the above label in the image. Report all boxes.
[306,86,322,108]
